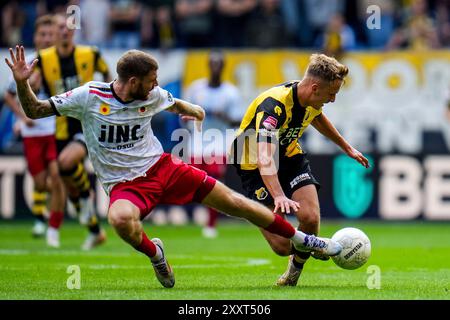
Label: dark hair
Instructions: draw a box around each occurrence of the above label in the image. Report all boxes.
[116,50,159,81]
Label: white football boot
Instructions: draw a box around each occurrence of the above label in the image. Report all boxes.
[294,234,342,257]
[151,238,175,288]
[46,227,60,248]
[81,229,107,251]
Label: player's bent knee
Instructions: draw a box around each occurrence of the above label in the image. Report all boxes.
[298,207,320,233]
[58,157,77,173]
[108,203,134,229]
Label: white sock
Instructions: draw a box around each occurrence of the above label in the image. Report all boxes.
[290,230,307,247]
[150,244,164,262]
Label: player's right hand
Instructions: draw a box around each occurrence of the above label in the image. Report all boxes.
[273,195,300,214]
[5,45,38,83]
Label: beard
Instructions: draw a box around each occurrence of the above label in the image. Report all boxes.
[131,82,150,100]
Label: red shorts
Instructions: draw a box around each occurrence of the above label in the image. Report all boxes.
[190,155,227,179]
[23,135,57,176]
[109,153,217,219]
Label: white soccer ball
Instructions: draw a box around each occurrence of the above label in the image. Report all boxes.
[331,227,371,270]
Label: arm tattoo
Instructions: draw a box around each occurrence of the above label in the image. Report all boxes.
[16,80,54,119]
[173,99,202,118]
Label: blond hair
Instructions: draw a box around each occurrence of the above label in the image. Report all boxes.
[34,14,55,30]
[116,50,159,81]
[305,53,349,82]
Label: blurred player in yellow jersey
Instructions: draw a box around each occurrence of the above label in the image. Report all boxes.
[3,15,65,238]
[231,53,370,286]
[34,13,111,249]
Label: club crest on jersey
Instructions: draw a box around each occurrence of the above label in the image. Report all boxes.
[99,103,110,115]
[255,187,268,200]
[262,116,278,130]
[274,106,282,116]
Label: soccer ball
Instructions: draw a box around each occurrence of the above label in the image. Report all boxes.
[331,227,371,270]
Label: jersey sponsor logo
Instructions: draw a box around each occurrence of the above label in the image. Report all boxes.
[290,173,310,188]
[262,116,278,130]
[99,103,110,115]
[65,90,73,98]
[255,187,268,200]
[280,127,301,145]
[259,128,276,138]
[98,124,144,143]
[274,106,282,116]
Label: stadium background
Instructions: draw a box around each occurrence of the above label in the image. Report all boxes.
[0,0,449,223]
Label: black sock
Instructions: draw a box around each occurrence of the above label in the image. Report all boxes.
[291,244,311,269]
[88,223,100,234]
[36,215,46,223]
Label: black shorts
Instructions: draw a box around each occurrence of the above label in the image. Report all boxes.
[237,153,320,206]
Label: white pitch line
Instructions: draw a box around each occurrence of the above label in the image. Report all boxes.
[88,258,271,270]
[0,249,133,257]
[0,249,29,255]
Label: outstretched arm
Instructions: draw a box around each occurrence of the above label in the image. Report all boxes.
[167,98,205,131]
[5,46,55,119]
[312,112,370,168]
[167,98,205,120]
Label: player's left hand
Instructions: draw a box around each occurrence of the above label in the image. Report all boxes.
[346,147,370,168]
[5,45,37,83]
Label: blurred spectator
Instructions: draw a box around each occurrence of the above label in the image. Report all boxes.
[141,1,176,49]
[303,0,344,47]
[357,0,397,49]
[316,13,356,57]
[281,0,326,48]
[387,0,441,50]
[77,0,110,47]
[435,0,450,46]
[245,0,289,48]
[42,0,73,13]
[216,0,258,47]
[175,0,213,48]
[109,0,142,49]
[183,50,244,238]
[1,1,25,47]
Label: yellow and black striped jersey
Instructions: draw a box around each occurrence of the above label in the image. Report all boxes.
[231,81,322,170]
[36,45,110,141]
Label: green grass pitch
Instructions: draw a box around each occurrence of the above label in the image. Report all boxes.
[0,220,449,300]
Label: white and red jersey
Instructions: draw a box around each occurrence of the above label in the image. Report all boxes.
[7,53,56,137]
[49,81,176,194]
